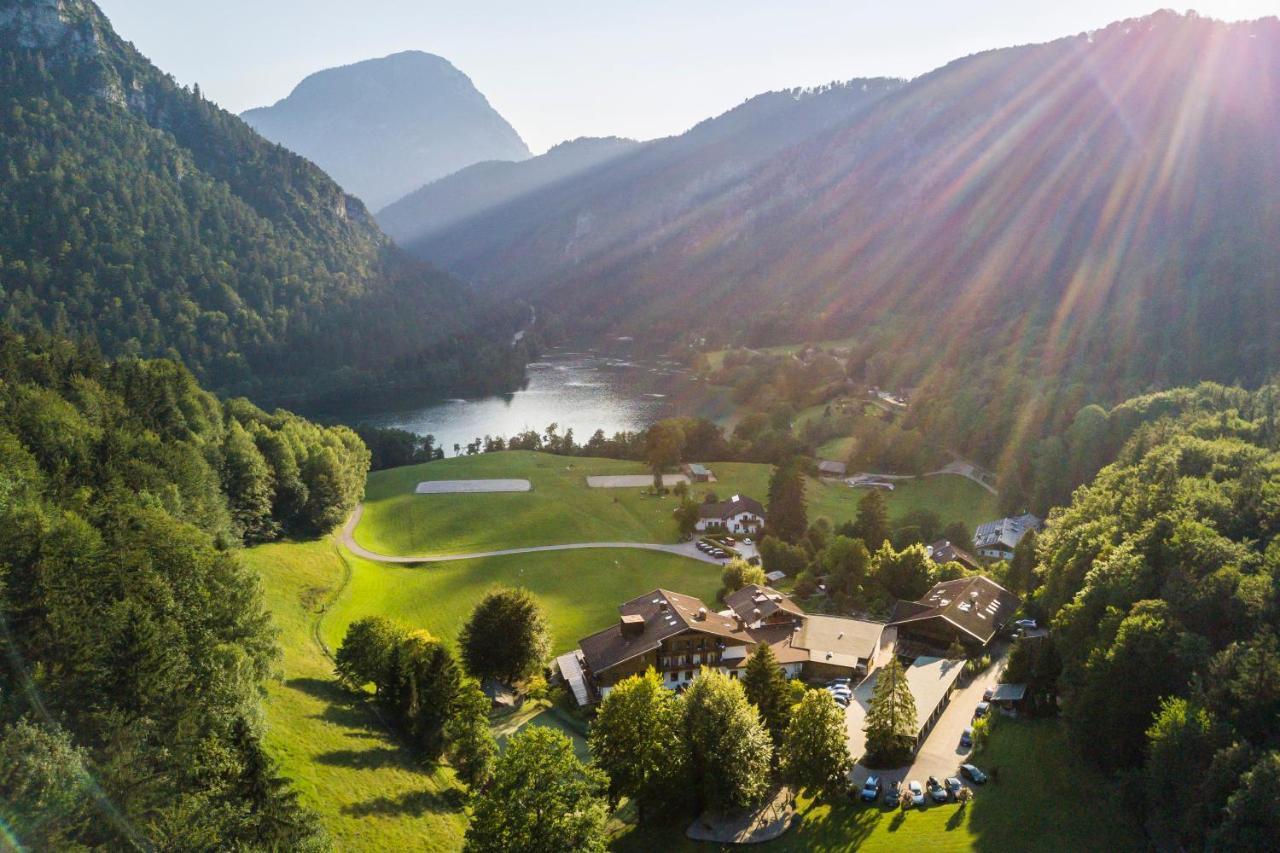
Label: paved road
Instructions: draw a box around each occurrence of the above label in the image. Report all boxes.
[340,505,723,565]
[847,644,1009,793]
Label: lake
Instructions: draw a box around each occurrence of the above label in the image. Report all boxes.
[346,348,728,453]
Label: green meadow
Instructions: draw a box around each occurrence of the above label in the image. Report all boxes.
[355,451,999,558]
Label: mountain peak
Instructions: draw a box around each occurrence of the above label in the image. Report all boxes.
[242,51,529,209]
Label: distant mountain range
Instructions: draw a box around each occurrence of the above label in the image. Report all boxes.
[399,78,905,292]
[396,11,1280,464]
[0,0,527,406]
[242,51,530,210]
[378,136,640,247]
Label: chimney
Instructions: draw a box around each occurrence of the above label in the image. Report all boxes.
[734,614,745,631]
[697,607,707,621]
[619,614,645,637]
[659,600,670,612]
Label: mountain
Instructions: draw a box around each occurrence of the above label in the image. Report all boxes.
[378,135,640,246]
[404,77,904,292]
[406,11,1280,468]
[242,51,531,210]
[0,0,527,406]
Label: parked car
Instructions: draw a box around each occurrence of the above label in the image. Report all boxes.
[829,677,851,688]
[982,687,994,702]
[884,781,902,808]
[742,537,754,545]
[712,549,727,558]
[927,776,948,803]
[723,536,736,546]
[860,776,882,802]
[907,780,926,807]
[960,727,974,748]
[946,777,963,800]
[960,764,988,784]
[974,701,991,719]
[1014,618,1038,629]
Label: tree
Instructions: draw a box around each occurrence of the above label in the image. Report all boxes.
[683,669,773,812]
[445,678,498,790]
[0,719,91,848]
[721,558,767,599]
[588,669,687,822]
[459,587,552,685]
[1210,751,1280,851]
[781,689,853,800]
[863,656,918,766]
[871,543,934,601]
[1005,528,1038,596]
[392,630,463,759]
[766,459,808,543]
[820,536,871,600]
[673,496,701,539]
[464,727,609,853]
[222,420,277,542]
[758,535,808,577]
[1145,697,1222,847]
[645,420,685,490]
[742,643,791,744]
[853,490,891,549]
[335,615,404,693]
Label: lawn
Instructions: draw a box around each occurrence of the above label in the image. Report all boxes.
[355,451,685,556]
[354,452,999,558]
[324,547,724,656]
[610,719,1143,851]
[244,538,468,851]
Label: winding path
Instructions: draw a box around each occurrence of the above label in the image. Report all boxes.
[340,504,723,565]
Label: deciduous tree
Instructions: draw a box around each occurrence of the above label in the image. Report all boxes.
[588,669,686,822]
[459,587,552,685]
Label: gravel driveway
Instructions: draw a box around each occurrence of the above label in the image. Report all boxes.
[585,474,690,488]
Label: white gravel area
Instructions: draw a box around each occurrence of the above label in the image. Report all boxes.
[586,474,690,488]
[414,479,531,494]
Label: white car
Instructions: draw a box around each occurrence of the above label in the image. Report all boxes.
[1014,618,1038,630]
[907,780,925,807]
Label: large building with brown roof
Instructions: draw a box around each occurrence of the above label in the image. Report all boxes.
[567,584,885,704]
[888,575,1021,653]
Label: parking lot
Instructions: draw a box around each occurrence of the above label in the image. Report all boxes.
[845,644,1009,798]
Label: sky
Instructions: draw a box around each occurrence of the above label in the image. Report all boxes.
[96,2,1278,154]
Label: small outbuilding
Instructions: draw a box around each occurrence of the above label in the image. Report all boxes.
[683,463,715,483]
[817,459,847,478]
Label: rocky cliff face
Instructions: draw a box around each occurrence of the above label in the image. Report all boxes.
[242,51,531,210]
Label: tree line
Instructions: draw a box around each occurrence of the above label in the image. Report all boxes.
[1018,381,1280,848]
[0,330,371,848]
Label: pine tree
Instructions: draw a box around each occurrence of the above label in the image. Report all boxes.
[767,459,808,543]
[863,656,918,766]
[741,643,791,745]
[445,678,498,790]
[854,490,891,549]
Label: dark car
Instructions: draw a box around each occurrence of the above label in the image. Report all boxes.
[927,776,948,803]
[946,777,963,800]
[860,775,882,802]
[884,781,902,808]
[960,763,988,784]
[974,701,991,719]
[982,687,994,702]
[960,726,973,748]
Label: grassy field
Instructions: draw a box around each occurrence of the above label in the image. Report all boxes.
[355,452,999,558]
[611,719,1143,852]
[245,538,468,851]
[704,336,859,371]
[324,547,724,656]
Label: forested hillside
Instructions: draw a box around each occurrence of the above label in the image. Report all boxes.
[0,0,527,407]
[0,329,369,848]
[417,11,1280,474]
[1028,382,1280,848]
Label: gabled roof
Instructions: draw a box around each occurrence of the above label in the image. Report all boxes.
[888,575,1021,645]
[724,584,805,624]
[973,514,1041,552]
[818,460,847,474]
[686,463,712,476]
[699,494,766,520]
[927,539,980,568]
[578,588,748,675]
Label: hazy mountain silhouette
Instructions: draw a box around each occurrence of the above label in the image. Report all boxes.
[243,51,530,210]
[378,136,640,246]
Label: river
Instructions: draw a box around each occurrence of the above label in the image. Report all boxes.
[346,348,724,453]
